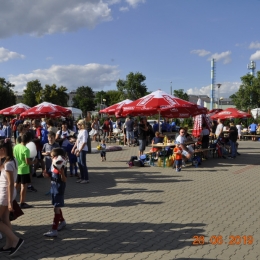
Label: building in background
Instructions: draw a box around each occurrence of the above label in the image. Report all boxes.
[188,95,235,110]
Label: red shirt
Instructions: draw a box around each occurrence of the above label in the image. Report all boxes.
[174,147,182,160]
[103,121,110,132]
[35,127,43,151]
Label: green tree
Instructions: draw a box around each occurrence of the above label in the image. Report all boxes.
[173,89,189,101]
[22,80,43,106]
[230,72,260,110]
[0,78,16,109]
[36,84,69,106]
[117,72,148,100]
[72,86,95,115]
[106,90,122,105]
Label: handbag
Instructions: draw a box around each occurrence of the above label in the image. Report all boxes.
[9,200,24,221]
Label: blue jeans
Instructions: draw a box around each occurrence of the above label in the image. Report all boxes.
[77,150,89,180]
[229,140,237,158]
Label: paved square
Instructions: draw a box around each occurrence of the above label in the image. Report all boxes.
[1,140,259,260]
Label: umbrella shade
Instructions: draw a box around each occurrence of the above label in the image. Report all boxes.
[100,99,133,115]
[211,108,252,120]
[20,102,71,118]
[119,90,205,117]
[207,109,223,118]
[0,103,31,115]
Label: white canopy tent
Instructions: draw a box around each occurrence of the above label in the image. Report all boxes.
[251,108,260,119]
[66,107,83,119]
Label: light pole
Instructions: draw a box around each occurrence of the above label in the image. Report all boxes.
[217,84,222,108]
[219,97,224,109]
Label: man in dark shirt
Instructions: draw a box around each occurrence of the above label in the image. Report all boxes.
[138,117,148,156]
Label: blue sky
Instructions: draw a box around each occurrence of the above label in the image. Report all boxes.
[1,0,260,100]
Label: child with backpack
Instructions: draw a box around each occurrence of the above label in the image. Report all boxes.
[66,136,78,177]
[43,148,67,237]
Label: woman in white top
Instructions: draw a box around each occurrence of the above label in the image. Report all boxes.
[72,120,89,184]
[0,139,24,255]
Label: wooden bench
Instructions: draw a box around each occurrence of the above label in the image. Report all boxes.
[242,135,260,141]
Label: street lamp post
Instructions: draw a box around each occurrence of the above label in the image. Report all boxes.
[217,84,222,108]
[219,97,224,109]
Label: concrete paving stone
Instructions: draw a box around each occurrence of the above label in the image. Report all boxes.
[1,141,259,259]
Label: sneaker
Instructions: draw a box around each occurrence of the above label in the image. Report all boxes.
[175,168,178,172]
[37,174,44,178]
[27,185,37,192]
[0,232,2,240]
[9,238,24,256]
[237,152,241,156]
[80,180,88,184]
[76,179,82,183]
[227,156,235,159]
[43,230,58,237]
[20,203,33,209]
[222,156,226,159]
[179,168,182,172]
[57,221,66,231]
[32,172,37,177]
[0,247,12,253]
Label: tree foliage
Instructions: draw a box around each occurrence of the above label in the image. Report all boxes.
[22,80,43,107]
[72,86,95,115]
[0,78,16,109]
[173,89,189,101]
[117,72,148,100]
[36,84,69,106]
[230,72,260,110]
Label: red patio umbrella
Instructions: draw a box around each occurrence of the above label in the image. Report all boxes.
[211,108,252,120]
[0,103,31,115]
[207,109,223,118]
[100,99,133,115]
[118,90,206,118]
[20,102,71,118]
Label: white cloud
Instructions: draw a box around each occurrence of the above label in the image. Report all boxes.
[187,82,241,98]
[8,63,120,92]
[0,47,25,62]
[0,0,113,38]
[125,0,146,8]
[250,50,260,60]
[120,6,129,12]
[249,41,260,49]
[191,49,211,57]
[209,51,232,64]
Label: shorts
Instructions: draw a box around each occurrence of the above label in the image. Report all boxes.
[202,142,209,149]
[126,131,134,141]
[36,150,44,160]
[16,173,31,185]
[139,139,146,152]
[182,150,189,157]
[52,194,65,207]
[251,131,256,135]
[175,159,182,167]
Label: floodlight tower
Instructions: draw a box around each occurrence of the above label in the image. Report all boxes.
[247,61,256,76]
[210,59,216,110]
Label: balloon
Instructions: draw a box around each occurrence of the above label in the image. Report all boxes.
[26,141,37,158]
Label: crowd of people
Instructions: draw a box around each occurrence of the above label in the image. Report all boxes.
[0,115,91,256]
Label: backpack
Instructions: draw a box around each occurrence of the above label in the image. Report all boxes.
[127,156,138,167]
[57,129,76,146]
[40,128,49,145]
